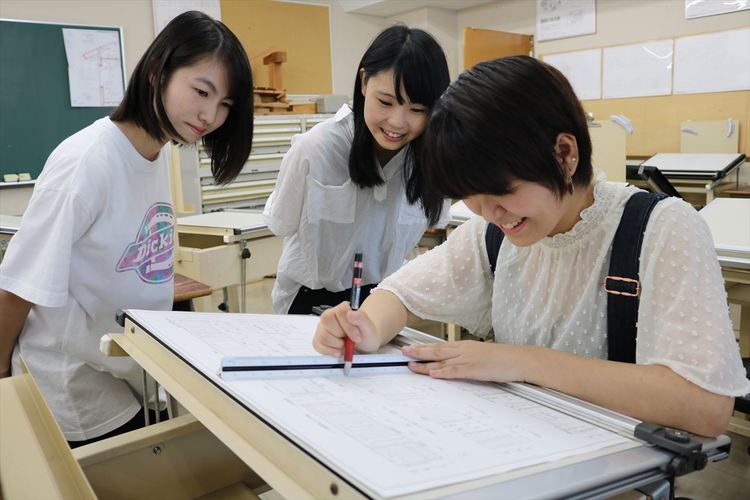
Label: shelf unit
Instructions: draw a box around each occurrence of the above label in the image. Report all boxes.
[193,114,330,213]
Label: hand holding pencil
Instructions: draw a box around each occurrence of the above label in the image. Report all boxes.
[312,253,381,363]
[344,252,364,375]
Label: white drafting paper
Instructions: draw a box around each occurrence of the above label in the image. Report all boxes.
[602,40,673,99]
[536,0,596,42]
[543,49,602,100]
[62,28,124,107]
[127,310,634,498]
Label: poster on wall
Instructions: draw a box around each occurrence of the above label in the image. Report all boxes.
[536,0,596,42]
[685,0,750,19]
[62,28,125,107]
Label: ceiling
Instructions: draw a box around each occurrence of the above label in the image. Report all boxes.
[337,0,496,17]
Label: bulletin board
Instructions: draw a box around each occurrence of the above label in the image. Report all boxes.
[582,91,749,157]
[220,0,332,94]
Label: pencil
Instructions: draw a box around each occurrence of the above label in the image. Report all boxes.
[345,252,363,375]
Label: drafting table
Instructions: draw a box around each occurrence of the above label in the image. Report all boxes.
[0,214,22,264]
[699,198,750,437]
[175,210,282,313]
[628,153,746,207]
[90,310,730,499]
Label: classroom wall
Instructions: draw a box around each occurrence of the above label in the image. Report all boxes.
[454,0,750,162]
[326,0,386,96]
[0,0,153,78]
[457,0,750,59]
[387,7,460,81]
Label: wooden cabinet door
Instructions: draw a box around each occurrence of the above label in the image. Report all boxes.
[464,28,533,70]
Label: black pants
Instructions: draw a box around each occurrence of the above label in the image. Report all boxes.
[288,284,377,315]
[67,407,170,449]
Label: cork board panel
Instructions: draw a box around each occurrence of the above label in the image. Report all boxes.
[221,0,332,94]
[582,91,749,157]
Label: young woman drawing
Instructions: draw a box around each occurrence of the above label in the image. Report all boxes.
[313,56,749,437]
[0,11,253,446]
[263,25,450,315]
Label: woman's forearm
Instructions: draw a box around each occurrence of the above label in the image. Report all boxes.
[522,346,733,437]
[360,290,418,350]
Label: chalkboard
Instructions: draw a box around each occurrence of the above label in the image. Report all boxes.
[0,19,125,180]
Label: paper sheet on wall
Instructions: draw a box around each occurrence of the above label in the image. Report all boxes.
[127,309,634,498]
[62,28,124,107]
[536,0,596,42]
[684,0,750,19]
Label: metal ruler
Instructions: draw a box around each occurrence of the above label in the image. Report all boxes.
[220,353,417,380]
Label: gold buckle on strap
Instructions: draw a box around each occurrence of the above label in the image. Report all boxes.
[604,276,640,297]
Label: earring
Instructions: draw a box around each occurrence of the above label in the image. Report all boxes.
[570,157,577,163]
[566,177,575,195]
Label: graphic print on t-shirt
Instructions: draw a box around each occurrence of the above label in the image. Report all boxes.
[116,202,174,283]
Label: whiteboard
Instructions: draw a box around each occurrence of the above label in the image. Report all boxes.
[602,39,673,99]
[674,27,750,94]
[543,48,601,100]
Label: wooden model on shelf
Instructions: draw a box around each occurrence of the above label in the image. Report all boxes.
[253,49,315,115]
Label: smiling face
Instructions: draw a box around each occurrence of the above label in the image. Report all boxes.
[463,134,594,246]
[361,69,428,164]
[464,182,571,246]
[162,56,234,144]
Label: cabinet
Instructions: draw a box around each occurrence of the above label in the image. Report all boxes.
[194,114,330,213]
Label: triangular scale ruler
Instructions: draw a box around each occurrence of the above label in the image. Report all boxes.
[220,353,417,380]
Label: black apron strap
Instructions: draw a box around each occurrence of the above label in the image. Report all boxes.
[606,192,668,363]
[485,222,505,274]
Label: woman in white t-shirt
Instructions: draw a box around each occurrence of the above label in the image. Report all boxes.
[313,56,750,437]
[0,11,253,446]
[263,25,450,315]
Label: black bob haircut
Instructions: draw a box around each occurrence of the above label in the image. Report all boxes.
[422,56,593,200]
[350,24,450,225]
[111,10,253,185]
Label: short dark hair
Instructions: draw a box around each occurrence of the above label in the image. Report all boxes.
[349,25,450,225]
[422,56,593,200]
[111,11,253,184]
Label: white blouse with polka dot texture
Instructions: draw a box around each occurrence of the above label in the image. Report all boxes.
[379,179,750,397]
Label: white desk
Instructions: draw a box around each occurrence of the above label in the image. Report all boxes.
[700,199,750,436]
[176,210,281,313]
[699,198,750,354]
[0,214,22,264]
[636,153,746,206]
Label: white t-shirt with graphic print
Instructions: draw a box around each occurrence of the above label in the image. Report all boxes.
[0,117,175,441]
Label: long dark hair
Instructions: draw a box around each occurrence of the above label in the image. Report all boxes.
[422,56,593,200]
[111,10,253,184]
[349,25,449,225]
